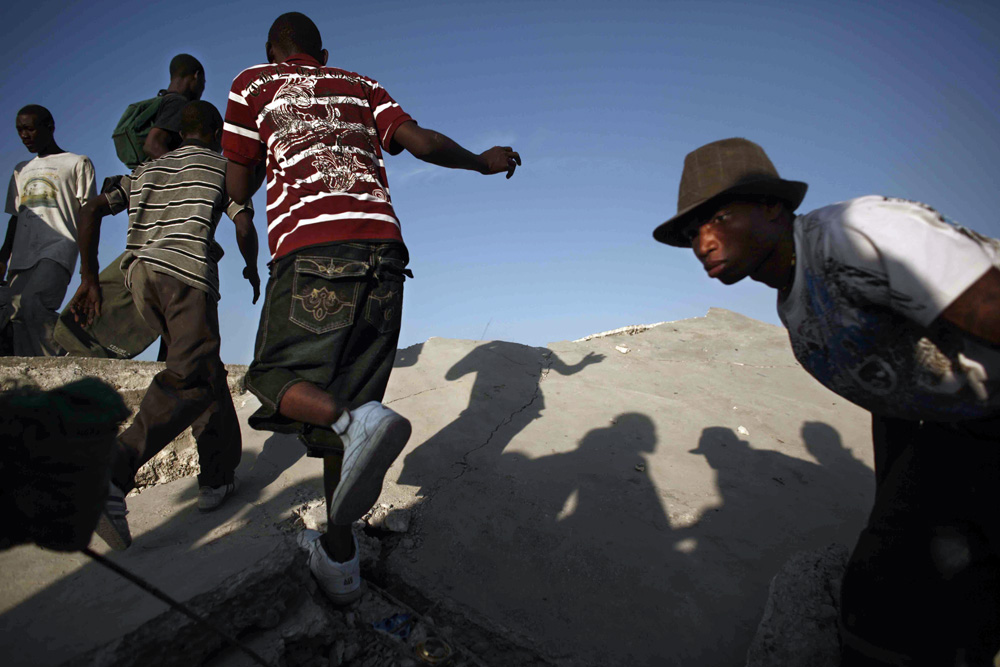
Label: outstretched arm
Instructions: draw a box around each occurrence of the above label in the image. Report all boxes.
[937,267,1000,346]
[68,195,113,325]
[549,351,605,376]
[391,121,521,179]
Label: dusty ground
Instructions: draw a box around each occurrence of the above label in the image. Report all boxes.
[0,309,875,666]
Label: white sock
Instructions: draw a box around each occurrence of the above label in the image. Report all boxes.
[330,410,351,435]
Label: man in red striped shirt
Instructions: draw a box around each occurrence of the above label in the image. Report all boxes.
[223,12,520,604]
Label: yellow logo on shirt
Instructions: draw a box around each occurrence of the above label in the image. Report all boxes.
[20,177,58,208]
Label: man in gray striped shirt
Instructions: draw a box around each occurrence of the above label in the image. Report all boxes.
[70,101,260,550]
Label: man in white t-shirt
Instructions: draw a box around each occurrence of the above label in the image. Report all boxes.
[654,138,1000,665]
[0,105,96,356]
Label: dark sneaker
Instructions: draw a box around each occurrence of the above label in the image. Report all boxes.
[328,402,411,525]
[297,529,364,605]
[197,475,239,512]
[95,482,131,551]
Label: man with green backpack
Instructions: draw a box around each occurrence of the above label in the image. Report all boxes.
[112,54,205,168]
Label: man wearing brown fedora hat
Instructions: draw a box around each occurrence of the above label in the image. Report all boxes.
[656,137,1000,665]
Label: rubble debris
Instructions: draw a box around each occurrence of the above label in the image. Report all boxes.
[746,543,848,667]
[737,425,750,436]
[614,345,630,354]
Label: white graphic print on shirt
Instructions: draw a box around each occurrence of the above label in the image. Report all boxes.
[264,75,386,200]
[778,196,1000,421]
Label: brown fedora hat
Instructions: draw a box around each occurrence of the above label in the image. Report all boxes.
[653,138,808,247]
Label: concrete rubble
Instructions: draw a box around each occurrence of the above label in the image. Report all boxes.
[0,309,877,666]
[746,543,849,667]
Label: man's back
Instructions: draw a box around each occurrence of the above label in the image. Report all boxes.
[106,143,228,300]
[223,55,412,259]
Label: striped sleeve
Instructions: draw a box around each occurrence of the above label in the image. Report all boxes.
[367,80,413,155]
[225,196,253,222]
[105,174,132,215]
[222,71,266,166]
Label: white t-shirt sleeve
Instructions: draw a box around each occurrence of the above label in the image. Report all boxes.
[76,157,96,207]
[5,170,19,216]
[836,197,995,327]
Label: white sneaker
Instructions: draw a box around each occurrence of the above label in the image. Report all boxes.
[198,475,239,512]
[328,402,411,525]
[297,529,364,605]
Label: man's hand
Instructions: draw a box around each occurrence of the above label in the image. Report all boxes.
[243,266,260,304]
[478,146,521,179]
[69,278,102,326]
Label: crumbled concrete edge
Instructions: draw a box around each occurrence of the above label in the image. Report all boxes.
[745,543,849,667]
[571,322,668,342]
[63,531,514,667]
[63,538,308,667]
[0,357,249,493]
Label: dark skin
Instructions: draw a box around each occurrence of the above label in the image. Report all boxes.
[226,40,522,561]
[68,126,259,326]
[684,199,1000,346]
[1,113,64,282]
[143,70,206,161]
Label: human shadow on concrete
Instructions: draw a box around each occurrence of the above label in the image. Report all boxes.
[395,417,872,666]
[0,432,319,666]
[396,341,604,495]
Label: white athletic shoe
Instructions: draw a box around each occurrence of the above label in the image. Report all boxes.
[328,402,411,525]
[197,475,239,512]
[297,529,364,605]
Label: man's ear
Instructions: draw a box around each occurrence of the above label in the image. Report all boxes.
[762,199,785,224]
[265,41,276,64]
[214,127,223,144]
[320,49,329,66]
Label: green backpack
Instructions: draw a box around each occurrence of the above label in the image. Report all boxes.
[111,96,166,169]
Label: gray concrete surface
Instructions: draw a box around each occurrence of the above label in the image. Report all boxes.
[0,309,875,666]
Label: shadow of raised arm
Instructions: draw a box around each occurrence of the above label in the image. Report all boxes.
[549,351,605,376]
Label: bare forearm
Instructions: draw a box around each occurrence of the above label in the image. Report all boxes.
[938,267,1000,347]
[234,213,259,271]
[411,130,488,172]
[392,120,520,178]
[77,198,110,282]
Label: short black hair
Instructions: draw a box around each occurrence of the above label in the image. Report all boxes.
[170,53,203,79]
[268,12,323,60]
[179,100,222,137]
[16,104,54,128]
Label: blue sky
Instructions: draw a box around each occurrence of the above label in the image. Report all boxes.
[1,0,997,362]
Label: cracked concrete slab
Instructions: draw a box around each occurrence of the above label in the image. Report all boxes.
[0,308,875,666]
[378,308,874,666]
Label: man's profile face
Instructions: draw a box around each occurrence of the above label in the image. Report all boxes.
[682,200,779,286]
[191,71,206,100]
[15,114,53,154]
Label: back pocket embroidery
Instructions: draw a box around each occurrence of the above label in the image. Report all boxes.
[290,256,369,334]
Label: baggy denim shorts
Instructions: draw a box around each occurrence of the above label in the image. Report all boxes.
[245,241,410,455]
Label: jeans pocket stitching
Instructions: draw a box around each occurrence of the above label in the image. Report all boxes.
[364,281,402,334]
[289,258,365,335]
